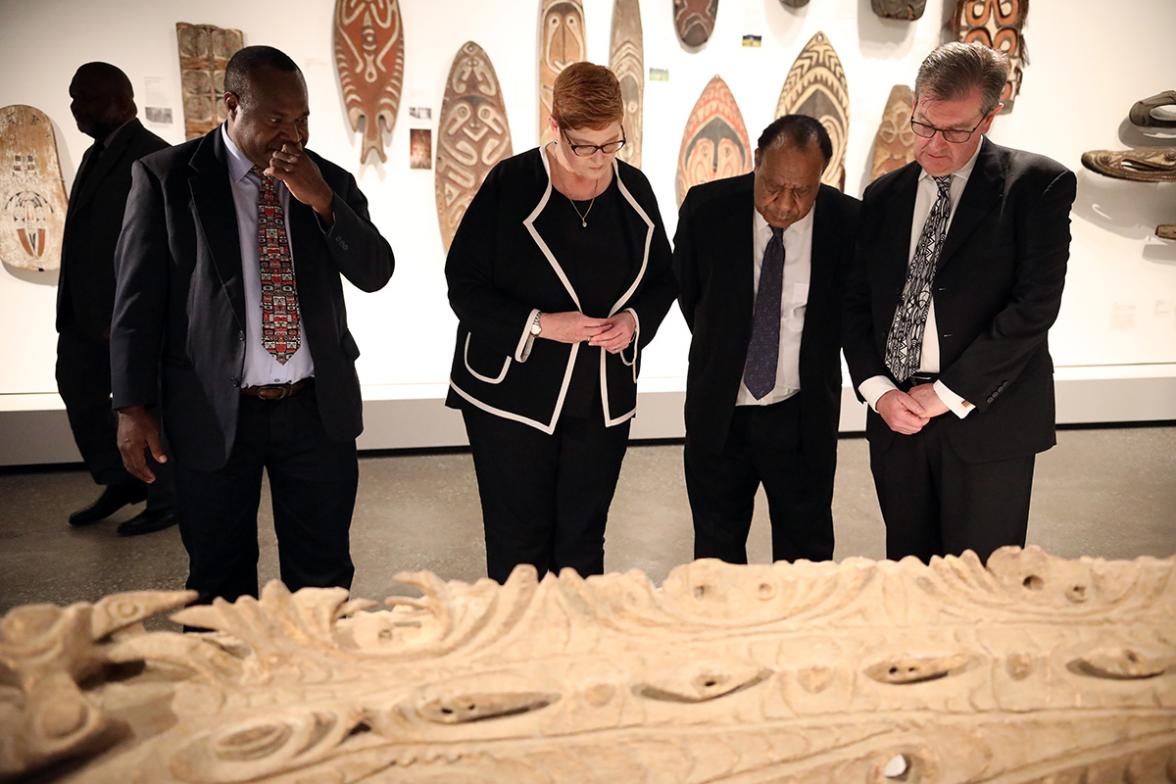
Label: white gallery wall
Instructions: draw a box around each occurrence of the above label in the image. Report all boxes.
[0,0,1173,464]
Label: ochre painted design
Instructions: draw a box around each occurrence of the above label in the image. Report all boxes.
[334,0,405,164]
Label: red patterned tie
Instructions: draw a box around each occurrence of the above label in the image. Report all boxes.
[254,168,300,363]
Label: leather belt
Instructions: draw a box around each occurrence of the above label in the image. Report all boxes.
[899,372,939,391]
[240,379,312,400]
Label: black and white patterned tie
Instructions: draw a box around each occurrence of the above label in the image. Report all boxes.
[884,175,953,382]
[743,226,785,399]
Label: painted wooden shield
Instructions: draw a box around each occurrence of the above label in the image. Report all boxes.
[539,0,585,145]
[175,23,244,141]
[868,85,915,183]
[334,0,405,164]
[956,0,1028,113]
[609,0,643,167]
[673,0,718,48]
[436,42,514,252]
[0,106,67,272]
[775,32,850,190]
[871,0,926,19]
[676,76,751,205]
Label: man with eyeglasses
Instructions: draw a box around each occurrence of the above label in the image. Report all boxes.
[843,42,1076,564]
[111,46,394,606]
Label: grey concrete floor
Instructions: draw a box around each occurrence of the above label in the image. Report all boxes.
[1,427,1173,614]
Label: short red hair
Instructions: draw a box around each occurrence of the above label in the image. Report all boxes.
[551,62,623,131]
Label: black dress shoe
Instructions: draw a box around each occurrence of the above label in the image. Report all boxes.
[117,509,178,537]
[68,484,148,526]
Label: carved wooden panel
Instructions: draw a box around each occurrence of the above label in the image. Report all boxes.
[871,0,926,19]
[609,0,643,167]
[175,22,243,141]
[673,0,718,48]
[779,0,810,7]
[334,0,405,165]
[539,0,585,144]
[775,31,850,190]
[1080,148,1176,183]
[868,85,915,183]
[676,75,751,205]
[2,548,1174,782]
[0,105,67,272]
[956,0,1028,113]
[435,42,513,252]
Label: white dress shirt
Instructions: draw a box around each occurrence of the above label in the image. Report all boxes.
[858,141,985,418]
[222,126,314,386]
[735,205,814,406]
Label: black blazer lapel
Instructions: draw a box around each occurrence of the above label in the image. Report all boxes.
[727,174,756,334]
[878,165,920,303]
[801,186,837,360]
[937,138,1004,272]
[187,127,245,329]
[72,121,138,211]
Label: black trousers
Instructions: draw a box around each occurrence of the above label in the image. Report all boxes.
[685,395,834,564]
[173,386,358,605]
[869,415,1035,564]
[56,327,173,511]
[462,403,631,583]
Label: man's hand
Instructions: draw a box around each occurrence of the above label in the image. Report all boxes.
[876,390,930,435]
[117,405,167,483]
[908,383,949,419]
[588,311,636,354]
[538,311,610,344]
[266,143,334,223]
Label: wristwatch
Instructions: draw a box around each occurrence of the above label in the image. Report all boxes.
[530,311,543,337]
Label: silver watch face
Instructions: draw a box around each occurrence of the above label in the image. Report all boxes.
[531,322,541,335]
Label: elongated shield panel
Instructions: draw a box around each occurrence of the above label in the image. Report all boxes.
[335,0,405,164]
[176,23,243,141]
[676,76,751,205]
[868,85,915,183]
[539,0,585,144]
[436,43,513,252]
[776,32,850,190]
[956,0,1028,113]
[0,105,67,272]
[609,0,644,166]
[673,0,717,48]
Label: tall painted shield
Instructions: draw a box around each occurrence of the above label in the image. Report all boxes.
[672,0,718,48]
[676,76,751,205]
[868,85,915,183]
[539,0,585,144]
[609,0,644,166]
[175,23,244,141]
[334,0,405,164]
[775,32,850,190]
[436,42,514,252]
[0,106,67,272]
[956,0,1029,113]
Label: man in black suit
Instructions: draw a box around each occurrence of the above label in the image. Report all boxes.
[56,62,175,536]
[111,46,394,604]
[843,42,1076,563]
[674,115,860,564]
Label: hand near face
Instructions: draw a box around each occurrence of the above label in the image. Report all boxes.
[588,311,637,354]
[876,390,930,435]
[266,143,335,223]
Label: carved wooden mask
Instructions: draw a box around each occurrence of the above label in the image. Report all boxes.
[957,0,1028,113]
[869,85,916,182]
[775,32,850,190]
[609,0,644,166]
[539,0,586,144]
[676,76,751,205]
[871,0,926,19]
[673,0,718,48]
[0,105,67,271]
[334,0,405,164]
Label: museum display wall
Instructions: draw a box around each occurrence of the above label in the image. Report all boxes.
[0,0,1173,464]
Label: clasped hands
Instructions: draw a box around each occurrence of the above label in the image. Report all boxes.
[876,384,948,435]
[540,311,635,354]
[265,143,334,222]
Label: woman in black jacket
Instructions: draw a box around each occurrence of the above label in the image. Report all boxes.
[445,62,676,583]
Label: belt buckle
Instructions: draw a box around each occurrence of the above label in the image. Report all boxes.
[258,385,290,401]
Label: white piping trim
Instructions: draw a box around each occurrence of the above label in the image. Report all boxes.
[451,341,581,435]
[515,308,540,363]
[607,159,654,317]
[620,307,640,383]
[525,145,581,311]
[464,334,511,384]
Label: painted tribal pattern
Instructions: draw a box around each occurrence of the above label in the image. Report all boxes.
[776,32,850,190]
[335,0,405,164]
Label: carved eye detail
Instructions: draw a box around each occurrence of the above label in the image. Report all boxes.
[636,665,772,703]
[1068,648,1167,681]
[420,691,559,724]
[866,654,972,685]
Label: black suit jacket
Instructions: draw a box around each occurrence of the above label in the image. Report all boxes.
[673,174,861,483]
[110,126,395,470]
[843,138,1077,463]
[56,119,169,340]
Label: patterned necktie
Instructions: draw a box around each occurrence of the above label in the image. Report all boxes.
[884,175,953,382]
[743,226,785,400]
[254,168,301,363]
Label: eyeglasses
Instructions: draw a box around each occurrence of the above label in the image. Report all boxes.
[561,127,627,157]
[909,115,986,144]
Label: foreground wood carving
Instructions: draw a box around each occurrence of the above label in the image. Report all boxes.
[2,547,1174,782]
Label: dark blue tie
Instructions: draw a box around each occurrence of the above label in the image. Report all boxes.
[743,226,785,400]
